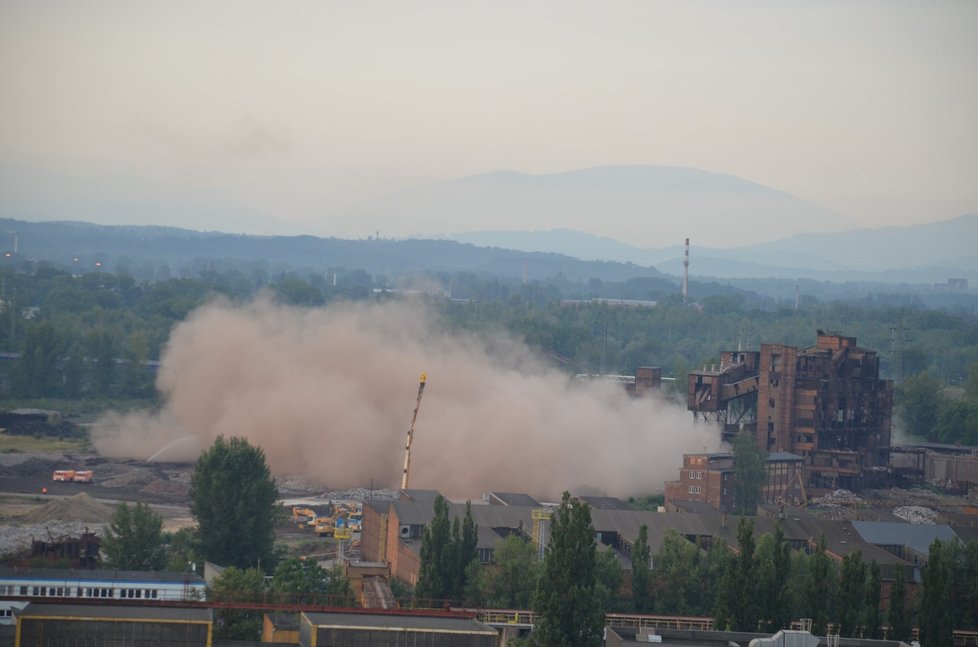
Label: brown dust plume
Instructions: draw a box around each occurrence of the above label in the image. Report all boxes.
[92,298,721,499]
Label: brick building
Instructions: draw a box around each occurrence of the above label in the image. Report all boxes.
[688,332,892,493]
[664,451,806,512]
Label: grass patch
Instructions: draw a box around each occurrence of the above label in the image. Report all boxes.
[0,434,89,454]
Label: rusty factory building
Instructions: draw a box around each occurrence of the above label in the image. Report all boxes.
[688,332,893,494]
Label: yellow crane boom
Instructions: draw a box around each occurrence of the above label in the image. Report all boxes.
[401,372,427,490]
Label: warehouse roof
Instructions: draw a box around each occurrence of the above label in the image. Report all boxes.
[303,611,497,634]
[768,452,805,462]
[0,566,204,585]
[14,602,211,622]
[580,496,633,510]
[852,521,959,555]
[486,492,540,507]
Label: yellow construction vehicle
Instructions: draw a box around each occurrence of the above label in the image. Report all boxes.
[291,506,318,527]
[314,516,335,537]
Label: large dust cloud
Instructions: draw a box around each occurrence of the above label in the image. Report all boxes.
[93,298,721,499]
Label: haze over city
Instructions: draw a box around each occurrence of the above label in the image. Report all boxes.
[2,1,976,248]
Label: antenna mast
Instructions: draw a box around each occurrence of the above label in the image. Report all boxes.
[401,372,427,490]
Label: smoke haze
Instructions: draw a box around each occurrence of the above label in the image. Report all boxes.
[93,298,720,499]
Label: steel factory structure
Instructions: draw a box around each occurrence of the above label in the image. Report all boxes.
[688,332,893,494]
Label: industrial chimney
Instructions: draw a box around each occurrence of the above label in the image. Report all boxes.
[682,237,689,306]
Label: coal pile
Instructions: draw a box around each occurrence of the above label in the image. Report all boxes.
[18,492,115,524]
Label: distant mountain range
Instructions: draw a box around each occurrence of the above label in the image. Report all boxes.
[346,165,853,248]
[447,214,978,283]
[0,217,672,286]
[1,160,974,286]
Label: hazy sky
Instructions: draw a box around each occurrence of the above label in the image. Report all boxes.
[1,1,976,240]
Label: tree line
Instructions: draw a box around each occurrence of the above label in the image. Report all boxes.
[897,366,978,445]
[2,265,976,422]
[413,495,978,647]
[88,436,978,645]
[95,436,354,640]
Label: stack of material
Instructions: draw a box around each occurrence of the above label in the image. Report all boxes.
[19,492,114,524]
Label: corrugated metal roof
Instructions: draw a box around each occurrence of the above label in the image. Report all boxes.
[0,566,204,584]
[14,602,211,622]
[579,496,633,510]
[303,611,497,634]
[852,521,958,555]
[486,492,540,507]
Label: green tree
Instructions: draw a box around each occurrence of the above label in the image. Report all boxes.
[806,535,835,635]
[207,566,266,640]
[595,545,624,612]
[837,549,866,637]
[417,497,478,603]
[465,534,538,608]
[896,372,943,439]
[416,494,456,602]
[713,539,737,630]
[631,524,653,612]
[955,540,978,630]
[654,529,701,616]
[887,563,911,642]
[164,527,201,573]
[190,436,279,570]
[920,539,953,647]
[731,517,759,631]
[13,320,64,397]
[964,363,978,401]
[755,522,791,631]
[863,560,883,639]
[530,492,604,647]
[732,430,768,515]
[100,501,166,571]
[458,500,479,599]
[272,557,354,606]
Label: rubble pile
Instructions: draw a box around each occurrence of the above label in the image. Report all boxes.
[893,505,939,524]
[276,474,323,495]
[325,487,398,503]
[868,487,968,512]
[0,454,64,474]
[99,468,158,488]
[811,489,864,507]
[18,492,115,524]
[142,480,190,497]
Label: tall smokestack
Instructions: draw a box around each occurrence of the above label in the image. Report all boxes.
[682,238,689,306]
[795,285,800,310]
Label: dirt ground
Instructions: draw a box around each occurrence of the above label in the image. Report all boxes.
[0,448,393,561]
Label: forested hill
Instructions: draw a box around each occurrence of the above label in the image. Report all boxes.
[0,217,672,285]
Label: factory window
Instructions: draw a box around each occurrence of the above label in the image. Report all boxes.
[769,398,776,408]
[688,485,702,495]
[696,471,704,479]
